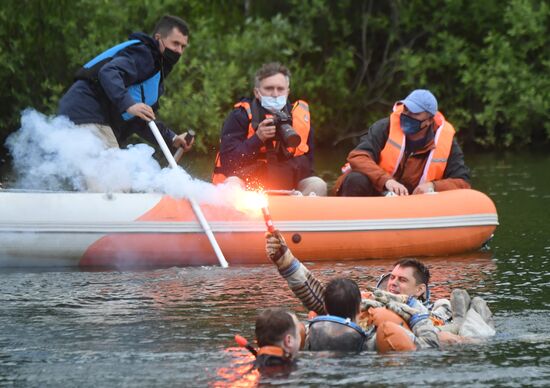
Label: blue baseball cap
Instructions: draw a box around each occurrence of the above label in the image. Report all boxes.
[399,89,438,116]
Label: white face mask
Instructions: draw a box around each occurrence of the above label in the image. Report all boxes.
[259,94,287,112]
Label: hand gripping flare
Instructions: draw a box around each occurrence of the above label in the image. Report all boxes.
[265,231,296,271]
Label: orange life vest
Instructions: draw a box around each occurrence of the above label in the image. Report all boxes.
[360,306,416,353]
[378,104,455,184]
[256,345,288,358]
[212,100,311,184]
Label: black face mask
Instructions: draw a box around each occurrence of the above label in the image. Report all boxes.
[162,47,181,68]
[160,48,180,79]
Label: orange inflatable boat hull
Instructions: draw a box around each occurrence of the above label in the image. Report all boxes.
[0,189,498,268]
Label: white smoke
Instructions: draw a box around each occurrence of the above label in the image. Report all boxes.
[5,109,246,206]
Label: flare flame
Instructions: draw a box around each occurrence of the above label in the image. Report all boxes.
[232,189,268,217]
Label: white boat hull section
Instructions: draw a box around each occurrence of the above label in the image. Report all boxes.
[1,192,162,266]
[1,191,162,222]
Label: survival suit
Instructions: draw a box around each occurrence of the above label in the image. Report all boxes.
[375,273,449,326]
[275,257,441,351]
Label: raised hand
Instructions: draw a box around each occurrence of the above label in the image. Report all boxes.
[265,231,295,270]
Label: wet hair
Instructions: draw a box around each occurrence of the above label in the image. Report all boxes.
[394,258,430,286]
[254,62,291,88]
[153,15,190,37]
[324,278,362,320]
[255,308,296,347]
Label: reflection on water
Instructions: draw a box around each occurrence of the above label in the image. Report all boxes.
[2,253,547,386]
[214,348,259,388]
[1,151,550,386]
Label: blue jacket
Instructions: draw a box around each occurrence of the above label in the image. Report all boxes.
[58,32,176,147]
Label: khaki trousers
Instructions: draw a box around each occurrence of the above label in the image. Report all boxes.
[77,124,119,191]
[78,123,119,149]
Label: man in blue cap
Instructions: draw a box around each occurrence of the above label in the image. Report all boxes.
[335,89,470,196]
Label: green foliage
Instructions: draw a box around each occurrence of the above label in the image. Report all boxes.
[397,0,550,148]
[1,0,548,152]
[464,0,550,147]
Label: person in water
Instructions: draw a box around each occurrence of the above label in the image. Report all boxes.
[364,257,495,338]
[58,15,194,159]
[266,232,495,347]
[335,89,470,196]
[374,257,452,322]
[304,278,368,352]
[253,308,302,369]
[305,276,441,352]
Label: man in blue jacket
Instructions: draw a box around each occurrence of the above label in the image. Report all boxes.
[59,15,193,156]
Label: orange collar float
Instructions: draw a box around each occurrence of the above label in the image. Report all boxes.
[257,346,290,360]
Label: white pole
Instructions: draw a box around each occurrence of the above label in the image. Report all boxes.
[173,147,184,163]
[147,121,229,268]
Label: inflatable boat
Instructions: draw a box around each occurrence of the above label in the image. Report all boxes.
[0,189,498,268]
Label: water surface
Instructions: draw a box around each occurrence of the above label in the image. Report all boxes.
[1,151,549,386]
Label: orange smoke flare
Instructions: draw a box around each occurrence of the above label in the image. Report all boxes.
[261,206,275,233]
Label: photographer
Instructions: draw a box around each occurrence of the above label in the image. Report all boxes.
[212,62,326,195]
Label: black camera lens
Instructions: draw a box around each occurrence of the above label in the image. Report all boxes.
[271,111,301,148]
[278,123,301,147]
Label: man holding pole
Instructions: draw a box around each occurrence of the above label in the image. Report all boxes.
[58,15,227,267]
[58,15,193,162]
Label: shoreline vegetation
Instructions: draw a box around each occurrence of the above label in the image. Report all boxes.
[1,0,548,156]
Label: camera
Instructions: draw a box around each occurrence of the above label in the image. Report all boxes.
[271,110,301,148]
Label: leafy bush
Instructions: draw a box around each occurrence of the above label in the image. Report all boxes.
[1,0,548,153]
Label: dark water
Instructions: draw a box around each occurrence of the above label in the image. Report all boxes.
[1,151,550,387]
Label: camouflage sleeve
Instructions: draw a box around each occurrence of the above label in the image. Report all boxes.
[410,314,441,349]
[278,258,326,315]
